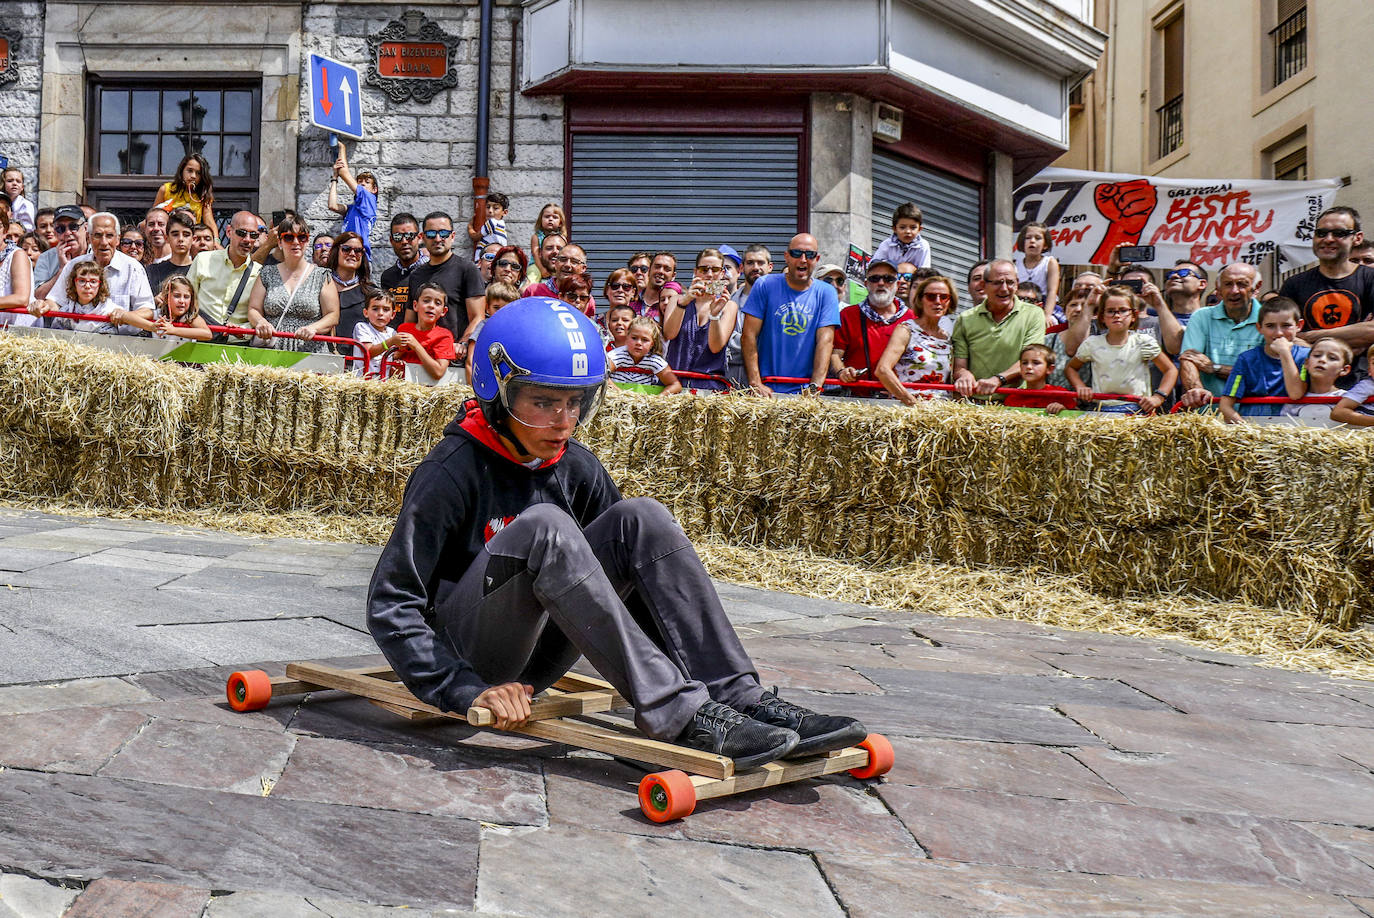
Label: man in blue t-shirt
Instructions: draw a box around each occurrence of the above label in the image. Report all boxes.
[328,140,379,259]
[742,233,841,396]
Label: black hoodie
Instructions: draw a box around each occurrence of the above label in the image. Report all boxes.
[366,399,621,713]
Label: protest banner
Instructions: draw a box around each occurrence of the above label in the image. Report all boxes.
[1012,168,1341,270]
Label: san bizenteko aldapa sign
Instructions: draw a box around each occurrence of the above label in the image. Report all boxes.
[365,10,460,104]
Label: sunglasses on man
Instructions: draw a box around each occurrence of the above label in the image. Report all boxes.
[423,229,454,240]
[233,228,261,239]
[1314,227,1358,239]
[786,248,819,260]
[390,231,419,242]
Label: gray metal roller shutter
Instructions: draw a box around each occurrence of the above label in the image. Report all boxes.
[871,150,983,287]
[570,134,800,288]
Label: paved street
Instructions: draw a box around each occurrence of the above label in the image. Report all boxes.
[1,507,1373,917]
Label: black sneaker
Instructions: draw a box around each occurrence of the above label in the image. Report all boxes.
[741,689,868,758]
[676,700,799,770]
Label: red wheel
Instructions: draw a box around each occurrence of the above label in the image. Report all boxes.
[638,770,697,823]
[226,670,273,712]
[848,734,895,780]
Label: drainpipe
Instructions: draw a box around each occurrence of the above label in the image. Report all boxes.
[471,0,494,239]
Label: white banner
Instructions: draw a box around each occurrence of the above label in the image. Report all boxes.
[1012,168,1342,270]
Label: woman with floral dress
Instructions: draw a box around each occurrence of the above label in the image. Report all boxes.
[875,275,958,404]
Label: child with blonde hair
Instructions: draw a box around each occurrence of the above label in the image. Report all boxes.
[609,315,681,393]
[121,275,212,340]
[1283,336,1350,423]
[1065,286,1176,414]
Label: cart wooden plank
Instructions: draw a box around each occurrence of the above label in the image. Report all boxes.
[465,689,626,726]
[688,747,868,801]
[511,716,733,779]
[269,664,397,697]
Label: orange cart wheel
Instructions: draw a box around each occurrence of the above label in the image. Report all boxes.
[638,770,697,823]
[848,733,895,780]
[226,670,273,712]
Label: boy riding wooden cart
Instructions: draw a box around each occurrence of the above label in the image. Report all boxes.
[227,298,892,821]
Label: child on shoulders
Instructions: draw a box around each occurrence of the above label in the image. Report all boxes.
[1014,221,1061,324]
[609,316,681,394]
[872,201,932,270]
[1283,336,1350,424]
[393,282,456,383]
[1219,297,1309,423]
[468,191,509,261]
[1064,286,1175,414]
[1002,344,1077,414]
[1330,343,1374,428]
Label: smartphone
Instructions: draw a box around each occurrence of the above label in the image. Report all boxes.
[271,210,286,226]
[1118,278,1145,293]
[708,279,727,297]
[1117,245,1155,264]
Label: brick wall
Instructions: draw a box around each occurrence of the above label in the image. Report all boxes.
[0,2,46,213]
[297,1,564,271]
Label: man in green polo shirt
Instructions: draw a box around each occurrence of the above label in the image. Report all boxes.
[1178,263,1263,407]
[951,259,1046,398]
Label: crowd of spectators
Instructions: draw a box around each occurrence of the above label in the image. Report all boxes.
[2,148,1372,423]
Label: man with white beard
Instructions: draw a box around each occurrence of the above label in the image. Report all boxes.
[828,258,913,396]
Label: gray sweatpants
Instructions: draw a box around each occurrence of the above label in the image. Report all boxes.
[435,497,764,740]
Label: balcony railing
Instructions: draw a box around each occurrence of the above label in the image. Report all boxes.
[1156,94,1183,159]
[1272,7,1307,86]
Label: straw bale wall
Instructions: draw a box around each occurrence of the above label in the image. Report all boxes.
[0,336,1369,627]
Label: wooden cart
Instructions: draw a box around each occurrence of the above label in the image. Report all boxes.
[225,662,894,822]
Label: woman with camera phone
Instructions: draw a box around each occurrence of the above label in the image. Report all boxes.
[663,248,738,393]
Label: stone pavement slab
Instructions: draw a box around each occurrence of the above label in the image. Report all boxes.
[1060,702,1367,768]
[817,854,1373,917]
[0,675,154,714]
[1069,747,1374,825]
[476,825,845,917]
[785,686,1106,746]
[131,617,376,665]
[0,707,148,774]
[0,770,480,908]
[1044,654,1374,726]
[0,872,79,918]
[852,668,1174,710]
[97,717,297,796]
[62,877,209,917]
[878,785,1374,895]
[0,547,79,572]
[271,735,547,825]
[882,735,1128,802]
[201,889,480,917]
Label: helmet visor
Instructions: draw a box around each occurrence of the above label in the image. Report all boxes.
[502,379,606,429]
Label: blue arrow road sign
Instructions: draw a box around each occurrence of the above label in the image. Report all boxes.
[307,53,363,140]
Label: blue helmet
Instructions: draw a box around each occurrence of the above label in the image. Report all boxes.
[471,296,607,428]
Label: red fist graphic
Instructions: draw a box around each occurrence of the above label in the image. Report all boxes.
[1091,180,1160,265]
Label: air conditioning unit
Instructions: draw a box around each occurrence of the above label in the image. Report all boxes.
[873,103,903,143]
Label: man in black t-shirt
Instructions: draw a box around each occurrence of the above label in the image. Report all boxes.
[1280,206,1374,375]
[405,211,485,344]
[378,211,427,323]
[145,210,196,295]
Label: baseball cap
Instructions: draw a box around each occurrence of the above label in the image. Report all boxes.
[815,263,845,279]
[866,258,899,273]
[717,244,742,267]
[53,205,85,223]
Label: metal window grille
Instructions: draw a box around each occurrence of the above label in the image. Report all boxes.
[1157,95,1184,159]
[1272,6,1307,86]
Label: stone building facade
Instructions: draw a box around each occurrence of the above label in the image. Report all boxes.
[2,0,1102,280]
